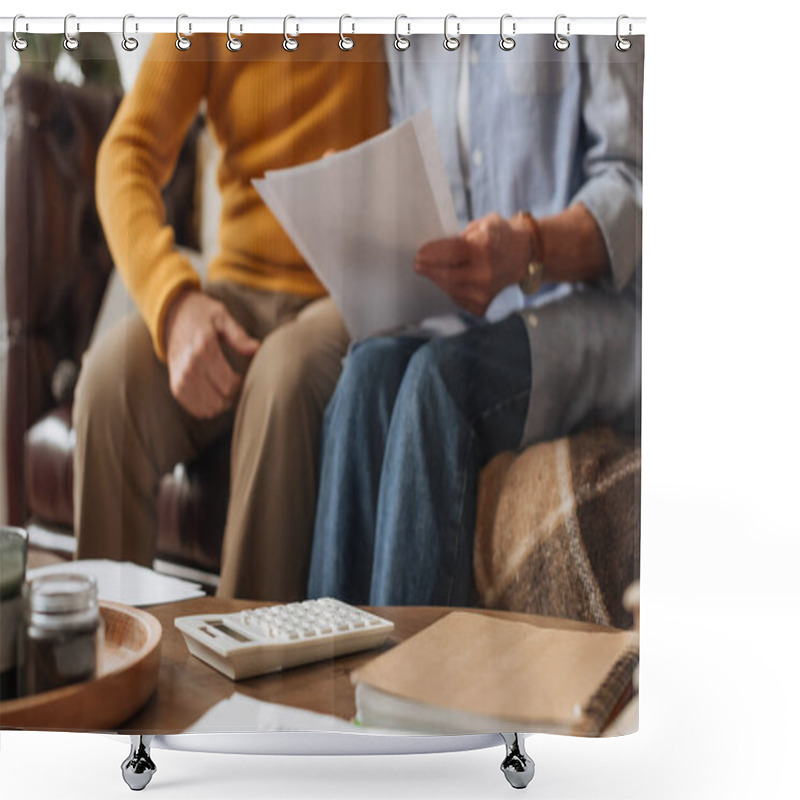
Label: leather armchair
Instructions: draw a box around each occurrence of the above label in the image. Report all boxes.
[3,71,227,578]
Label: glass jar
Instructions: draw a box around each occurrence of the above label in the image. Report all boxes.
[18,573,102,696]
[0,526,28,700]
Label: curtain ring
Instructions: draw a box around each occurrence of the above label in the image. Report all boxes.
[283,15,298,51]
[176,14,191,51]
[339,15,355,51]
[499,14,516,51]
[616,15,632,52]
[394,14,410,51]
[63,13,79,51]
[122,14,139,52]
[443,14,460,51]
[553,14,570,51]
[12,15,28,52]
[227,15,243,51]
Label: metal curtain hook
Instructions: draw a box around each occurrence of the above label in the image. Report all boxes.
[12,15,28,52]
[444,14,460,51]
[553,14,570,51]
[176,14,191,50]
[616,14,632,51]
[499,14,516,51]
[122,14,139,52]
[63,13,79,51]
[339,14,355,51]
[227,15,243,51]
[283,15,299,51]
[394,14,410,51]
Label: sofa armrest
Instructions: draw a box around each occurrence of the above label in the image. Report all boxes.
[25,406,75,528]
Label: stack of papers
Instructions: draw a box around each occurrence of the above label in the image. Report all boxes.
[26,559,207,607]
[254,109,461,342]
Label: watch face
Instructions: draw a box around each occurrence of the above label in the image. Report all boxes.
[521,262,544,295]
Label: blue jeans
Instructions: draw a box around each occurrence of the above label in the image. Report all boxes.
[307,313,531,606]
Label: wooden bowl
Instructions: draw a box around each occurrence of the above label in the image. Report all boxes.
[0,600,162,731]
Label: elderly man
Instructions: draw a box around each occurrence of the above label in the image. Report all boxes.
[74,34,387,600]
[308,34,642,606]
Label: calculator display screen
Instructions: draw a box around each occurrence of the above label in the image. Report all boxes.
[208,621,252,642]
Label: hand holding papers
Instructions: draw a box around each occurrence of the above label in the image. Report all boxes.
[253,110,461,342]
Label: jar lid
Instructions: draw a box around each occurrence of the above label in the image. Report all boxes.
[23,573,98,614]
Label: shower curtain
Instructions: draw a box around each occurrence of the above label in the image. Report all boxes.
[1,24,643,740]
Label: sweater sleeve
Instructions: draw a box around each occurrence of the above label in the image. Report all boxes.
[96,34,209,360]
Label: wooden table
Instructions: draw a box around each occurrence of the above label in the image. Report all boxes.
[118,598,605,734]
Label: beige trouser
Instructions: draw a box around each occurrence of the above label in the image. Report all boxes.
[73,282,349,600]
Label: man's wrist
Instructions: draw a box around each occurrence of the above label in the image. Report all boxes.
[163,286,199,354]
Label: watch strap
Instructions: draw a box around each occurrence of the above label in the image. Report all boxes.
[516,211,546,295]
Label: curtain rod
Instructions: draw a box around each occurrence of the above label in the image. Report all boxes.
[0,16,646,37]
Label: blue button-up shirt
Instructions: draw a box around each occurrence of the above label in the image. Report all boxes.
[385,34,643,308]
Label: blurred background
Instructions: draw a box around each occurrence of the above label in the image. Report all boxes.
[1,33,224,577]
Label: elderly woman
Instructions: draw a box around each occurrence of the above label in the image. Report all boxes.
[308,34,642,606]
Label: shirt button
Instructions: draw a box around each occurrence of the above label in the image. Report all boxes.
[472,149,484,167]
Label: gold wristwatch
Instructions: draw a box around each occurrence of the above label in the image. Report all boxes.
[515,211,546,295]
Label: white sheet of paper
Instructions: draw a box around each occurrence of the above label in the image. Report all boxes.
[27,560,206,607]
[184,692,406,736]
[185,692,363,733]
[253,109,461,342]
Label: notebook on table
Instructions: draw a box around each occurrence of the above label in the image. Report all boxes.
[351,612,638,736]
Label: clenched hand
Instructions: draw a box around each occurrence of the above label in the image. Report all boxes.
[164,289,260,419]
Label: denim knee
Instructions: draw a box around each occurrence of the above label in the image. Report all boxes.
[398,339,458,408]
[331,337,420,415]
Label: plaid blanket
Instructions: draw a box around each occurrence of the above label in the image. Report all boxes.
[474,426,640,630]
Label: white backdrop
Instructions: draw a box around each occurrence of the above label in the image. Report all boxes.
[2,1,799,799]
[0,40,7,523]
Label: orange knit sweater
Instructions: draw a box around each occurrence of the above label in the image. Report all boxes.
[96,34,388,359]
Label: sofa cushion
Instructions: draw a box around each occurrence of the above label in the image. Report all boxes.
[474,426,640,629]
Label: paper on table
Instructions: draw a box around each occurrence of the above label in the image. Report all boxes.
[184,692,408,736]
[27,559,206,607]
[253,109,462,342]
[184,692,363,733]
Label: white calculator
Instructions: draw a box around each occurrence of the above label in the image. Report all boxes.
[174,597,394,680]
